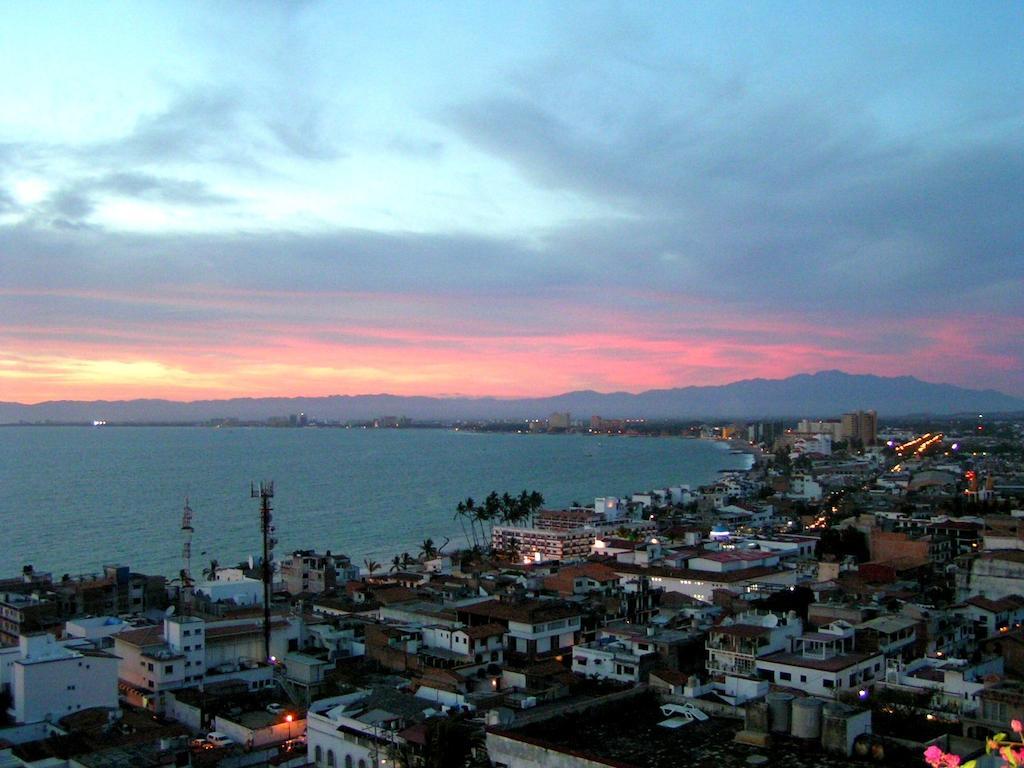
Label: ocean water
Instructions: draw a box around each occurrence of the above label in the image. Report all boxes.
[0,427,749,578]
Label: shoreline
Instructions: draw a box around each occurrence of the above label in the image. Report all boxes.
[2,429,746,578]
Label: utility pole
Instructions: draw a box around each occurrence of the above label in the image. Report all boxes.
[252,481,276,662]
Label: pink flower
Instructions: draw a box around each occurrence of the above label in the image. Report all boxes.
[942,754,961,768]
[924,745,946,768]
[1014,719,1024,734]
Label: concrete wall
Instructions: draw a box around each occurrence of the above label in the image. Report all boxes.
[487,731,623,768]
[213,716,304,749]
[165,693,204,732]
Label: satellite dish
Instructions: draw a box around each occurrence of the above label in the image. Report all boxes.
[165,606,176,616]
[764,614,779,627]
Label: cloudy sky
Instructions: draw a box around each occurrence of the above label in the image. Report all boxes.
[1,1,1022,402]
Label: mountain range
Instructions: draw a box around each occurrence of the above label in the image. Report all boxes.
[1,371,1021,424]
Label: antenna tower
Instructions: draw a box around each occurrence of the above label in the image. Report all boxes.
[251,481,276,662]
[180,498,195,614]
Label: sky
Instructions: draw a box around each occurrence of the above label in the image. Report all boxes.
[1,1,1022,403]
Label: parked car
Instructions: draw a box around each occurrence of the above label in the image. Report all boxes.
[206,732,233,748]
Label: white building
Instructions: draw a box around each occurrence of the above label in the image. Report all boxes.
[114,615,206,711]
[115,613,294,712]
[572,636,654,683]
[788,475,824,501]
[7,633,118,724]
[193,570,264,606]
[307,688,433,768]
[757,621,883,696]
[879,656,1003,716]
[595,497,627,521]
[958,595,1024,639]
[420,624,504,672]
[705,611,803,677]
[612,562,797,603]
[790,434,833,457]
[491,526,594,562]
[64,615,130,648]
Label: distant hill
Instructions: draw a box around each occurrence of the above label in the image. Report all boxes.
[1,370,1021,424]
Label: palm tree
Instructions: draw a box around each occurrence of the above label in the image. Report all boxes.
[363,558,381,576]
[455,497,479,548]
[400,552,414,568]
[420,538,438,560]
[203,559,219,581]
[390,556,402,573]
[480,491,503,547]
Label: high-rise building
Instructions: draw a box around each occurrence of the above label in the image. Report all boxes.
[840,410,877,446]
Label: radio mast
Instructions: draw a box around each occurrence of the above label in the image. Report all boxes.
[251,481,276,662]
[180,498,195,614]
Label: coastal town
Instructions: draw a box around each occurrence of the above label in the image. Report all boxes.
[2,409,1024,768]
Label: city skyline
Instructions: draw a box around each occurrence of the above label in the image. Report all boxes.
[2,2,1022,403]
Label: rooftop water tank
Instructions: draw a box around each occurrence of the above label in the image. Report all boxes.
[791,697,823,739]
[766,692,794,733]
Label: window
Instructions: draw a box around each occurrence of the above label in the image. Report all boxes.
[165,665,174,674]
[344,756,352,768]
[358,760,367,768]
[779,672,792,681]
[326,750,335,767]
[800,675,807,683]
[314,745,322,765]
[823,679,834,689]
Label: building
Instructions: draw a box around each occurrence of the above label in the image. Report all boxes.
[542,563,622,597]
[114,615,206,711]
[420,623,505,675]
[958,551,1024,602]
[53,565,166,618]
[611,561,797,603]
[757,621,884,696]
[7,633,118,723]
[307,687,433,768]
[193,570,264,606]
[705,610,803,677]
[840,410,877,447]
[547,412,571,431]
[854,615,918,661]
[797,419,843,441]
[959,595,1024,640]
[280,550,359,596]
[572,635,656,683]
[491,526,595,562]
[0,592,59,647]
[457,600,582,662]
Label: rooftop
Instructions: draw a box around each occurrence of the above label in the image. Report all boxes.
[759,649,880,672]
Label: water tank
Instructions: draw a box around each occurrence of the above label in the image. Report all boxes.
[766,692,794,733]
[791,697,823,739]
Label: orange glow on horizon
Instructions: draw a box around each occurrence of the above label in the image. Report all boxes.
[2,319,1017,404]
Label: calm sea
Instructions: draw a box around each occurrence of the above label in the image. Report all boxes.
[0,427,749,578]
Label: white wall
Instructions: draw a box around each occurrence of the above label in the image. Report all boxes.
[13,652,118,723]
